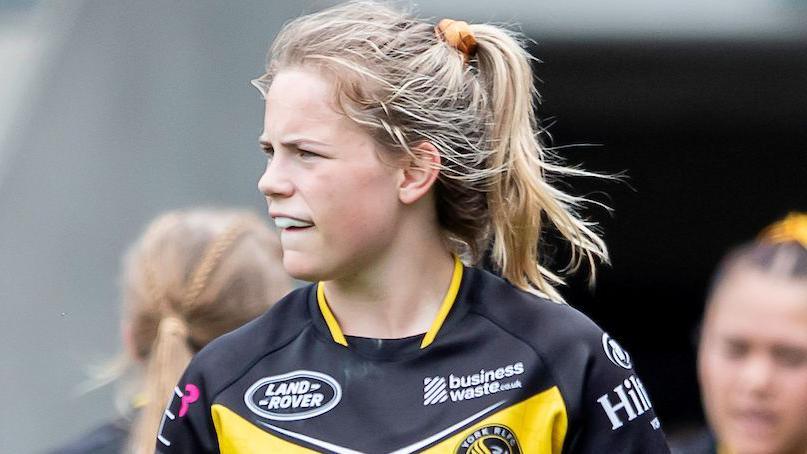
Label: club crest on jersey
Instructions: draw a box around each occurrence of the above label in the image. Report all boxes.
[602,332,632,369]
[244,370,341,421]
[456,424,521,454]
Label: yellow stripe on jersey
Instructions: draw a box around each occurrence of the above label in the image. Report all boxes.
[212,404,318,453]
[316,282,348,346]
[421,386,568,454]
[420,254,464,349]
[211,385,565,453]
[316,255,463,349]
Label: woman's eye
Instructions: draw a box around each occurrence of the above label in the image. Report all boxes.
[261,147,275,158]
[297,150,320,160]
[773,347,807,368]
[722,340,748,360]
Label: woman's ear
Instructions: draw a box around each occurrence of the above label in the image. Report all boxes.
[398,141,441,205]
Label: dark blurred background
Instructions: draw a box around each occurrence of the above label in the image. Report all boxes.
[536,37,807,432]
[1,0,805,452]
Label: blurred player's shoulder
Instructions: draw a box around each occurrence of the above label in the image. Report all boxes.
[47,417,129,454]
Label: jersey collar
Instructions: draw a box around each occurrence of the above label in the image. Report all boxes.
[315,255,465,349]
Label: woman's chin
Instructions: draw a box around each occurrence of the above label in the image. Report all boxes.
[282,254,325,282]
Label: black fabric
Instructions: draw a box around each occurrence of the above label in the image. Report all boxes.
[157,267,671,453]
[670,429,718,454]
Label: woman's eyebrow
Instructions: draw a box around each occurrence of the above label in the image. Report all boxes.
[259,135,330,149]
[280,136,331,148]
[772,344,807,357]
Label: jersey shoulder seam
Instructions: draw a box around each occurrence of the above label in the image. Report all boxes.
[468,308,567,396]
[468,307,578,451]
[209,320,314,403]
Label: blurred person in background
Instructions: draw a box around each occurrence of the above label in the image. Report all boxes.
[51,208,293,454]
[691,213,807,454]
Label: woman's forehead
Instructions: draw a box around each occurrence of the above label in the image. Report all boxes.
[707,269,807,340]
[714,266,807,303]
[262,69,352,141]
[266,69,339,113]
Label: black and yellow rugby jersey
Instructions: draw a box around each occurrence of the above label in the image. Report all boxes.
[157,258,670,453]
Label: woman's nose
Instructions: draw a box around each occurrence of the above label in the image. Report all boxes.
[258,155,293,199]
[737,354,775,397]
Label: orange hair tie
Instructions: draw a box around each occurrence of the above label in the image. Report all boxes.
[435,19,478,62]
[760,212,807,248]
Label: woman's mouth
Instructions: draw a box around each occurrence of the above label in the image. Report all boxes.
[730,408,779,436]
[272,216,315,231]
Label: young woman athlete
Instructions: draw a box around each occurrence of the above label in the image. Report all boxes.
[51,209,292,454]
[695,213,807,454]
[157,2,671,452]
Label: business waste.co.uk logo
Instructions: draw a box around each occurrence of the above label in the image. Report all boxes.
[423,361,524,406]
[423,375,449,405]
[244,370,341,421]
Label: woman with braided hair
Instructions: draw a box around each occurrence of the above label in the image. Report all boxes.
[691,213,807,454]
[52,209,292,454]
[159,2,670,452]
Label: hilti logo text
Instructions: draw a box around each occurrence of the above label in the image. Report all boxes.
[596,375,655,430]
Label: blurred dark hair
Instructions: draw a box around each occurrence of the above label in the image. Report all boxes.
[710,240,807,292]
[707,212,807,301]
[693,214,807,346]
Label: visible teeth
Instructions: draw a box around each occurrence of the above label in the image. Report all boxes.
[273,217,313,229]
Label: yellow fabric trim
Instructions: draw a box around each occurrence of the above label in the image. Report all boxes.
[211,387,564,453]
[316,282,348,346]
[760,211,807,247]
[420,255,464,349]
[421,386,568,454]
[131,393,148,409]
[212,404,318,453]
[716,443,733,454]
[317,255,463,349]
[212,389,565,453]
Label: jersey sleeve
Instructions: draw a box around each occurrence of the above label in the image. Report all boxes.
[155,360,219,454]
[564,329,671,453]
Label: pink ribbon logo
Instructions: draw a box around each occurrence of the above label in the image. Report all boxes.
[178,384,200,417]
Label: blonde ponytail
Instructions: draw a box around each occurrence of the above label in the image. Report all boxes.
[128,318,193,454]
[473,25,609,301]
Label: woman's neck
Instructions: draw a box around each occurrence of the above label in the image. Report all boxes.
[321,235,455,339]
